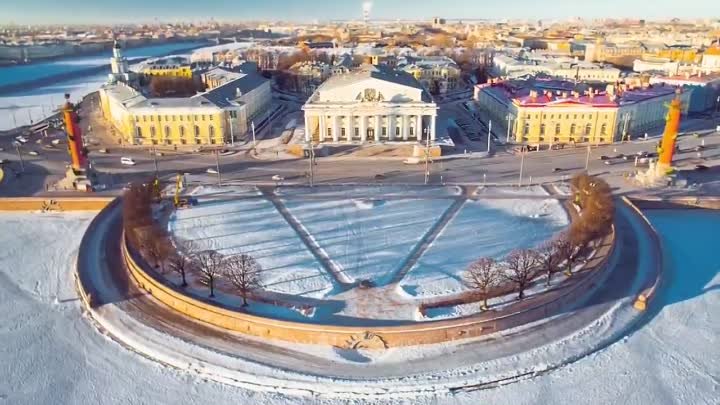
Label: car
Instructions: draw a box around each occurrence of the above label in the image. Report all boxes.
[552,167,563,173]
[51,139,61,145]
[612,153,624,159]
[694,145,705,152]
[0,147,4,152]
[374,174,386,180]
[0,159,7,164]
[636,151,649,157]
[271,174,284,182]
[695,164,709,171]
[98,148,109,154]
[15,136,28,144]
[604,160,613,165]
[599,155,610,160]
[28,150,39,156]
[206,168,218,174]
[120,157,136,166]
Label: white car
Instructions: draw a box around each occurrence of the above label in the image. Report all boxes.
[206,168,218,174]
[51,139,61,145]
[120,157,136,166]
[98,148,108,154]
[28,151,39,156]
[15,136,28,144]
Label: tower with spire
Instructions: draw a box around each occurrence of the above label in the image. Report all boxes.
[108,39,133,83]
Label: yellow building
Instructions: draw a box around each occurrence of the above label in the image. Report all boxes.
[99,67,271,147]
[474,78,689,146]
[137,56,194,78]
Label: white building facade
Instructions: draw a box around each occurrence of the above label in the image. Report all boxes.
[302,65,438,144]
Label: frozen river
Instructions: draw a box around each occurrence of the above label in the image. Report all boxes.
[0,208,717,404]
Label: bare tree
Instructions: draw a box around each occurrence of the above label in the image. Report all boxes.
[195,250,224,298]
[223,254,262,307]
[554,233,578,277]
[504,249,539,300]
[137,226,172,273]
[167,239,197,287]
[538,239,562,286]
[463,257,502,310]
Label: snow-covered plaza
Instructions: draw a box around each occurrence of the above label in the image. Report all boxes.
[167,185,570,322]
[0,190,718,404]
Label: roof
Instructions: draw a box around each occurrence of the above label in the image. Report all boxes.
[196,71,269,108]
[316,64,430,102]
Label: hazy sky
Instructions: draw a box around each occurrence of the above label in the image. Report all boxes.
[2,0,718,25]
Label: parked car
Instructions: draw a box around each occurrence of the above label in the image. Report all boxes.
[98,148,109,154]
[15,136,28,144]
[28,150,39,156]
[206,168,218,174]
[552,167,563,173]
[599,155,610,160]
[695,164,709,171]
[120,157,136,166]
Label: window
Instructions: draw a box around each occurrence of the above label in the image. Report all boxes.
[600,123,607,135]
[180,126,186,137]
[540,123,545,136]
[341,128,346,137]
[382,127,387,136]
[150,116,154,122]
[354,128,359,137]
[143,116,147,122]
[150,126,156,137]
[136,127,143,137]
[194,125,200,137]
[396,126,400,136]
[570,123,576,135]
[523,122,530,136]
[555,123,561,135]
[201,115,206,121]
[410,127,414,136]
[585,124,592,136]
[209,115,213,121]
[209,126,215,138]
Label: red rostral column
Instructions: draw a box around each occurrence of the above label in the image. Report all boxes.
[658,89,682,168]
[61,93,86,172]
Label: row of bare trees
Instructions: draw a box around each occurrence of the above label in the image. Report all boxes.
[463,174,614,309]
[123,183,262,307]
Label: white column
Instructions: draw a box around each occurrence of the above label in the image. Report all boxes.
[360,115,367,143]
[319,115,326,141]
[374,115,381,142]
[332,115,339,142]
[388,115,396,141]
[304,114,311,142]
[430,114,436,142]
[414,115,421,140]
[345,114,353,143]
[402,114,409,141]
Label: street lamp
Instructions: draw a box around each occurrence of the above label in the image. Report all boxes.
[424,127,431,185]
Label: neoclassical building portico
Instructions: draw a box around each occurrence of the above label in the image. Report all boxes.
[302,65,438,144]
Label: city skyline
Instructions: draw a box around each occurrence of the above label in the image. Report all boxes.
[2,0,719,25]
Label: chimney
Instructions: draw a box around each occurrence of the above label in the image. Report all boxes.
[606,84,615,96]
[562,91,569,98]
[530,90,538,101]
[236,88,243,97]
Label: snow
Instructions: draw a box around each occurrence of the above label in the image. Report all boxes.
[282,197,453,284]
[169,187,334,298]
[401,198,569,298]
[0,205,718,404]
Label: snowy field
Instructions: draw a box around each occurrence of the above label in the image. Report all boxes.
[282,197,453,284]
[400,198,569,298]
[169,186,335,298]
[0,206,718,404]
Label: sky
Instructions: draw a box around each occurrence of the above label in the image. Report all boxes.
[1,0,718,25]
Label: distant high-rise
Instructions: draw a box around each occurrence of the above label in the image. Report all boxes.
[362,1,372,25]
